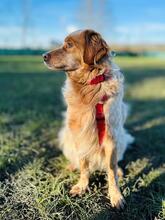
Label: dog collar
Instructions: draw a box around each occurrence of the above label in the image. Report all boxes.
[89,68,111,85]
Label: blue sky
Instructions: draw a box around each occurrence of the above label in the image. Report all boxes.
[0,0,165,48]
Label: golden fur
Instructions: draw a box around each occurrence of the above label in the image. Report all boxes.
[43,29,134,209]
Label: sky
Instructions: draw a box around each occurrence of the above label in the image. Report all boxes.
[0,0,165,48]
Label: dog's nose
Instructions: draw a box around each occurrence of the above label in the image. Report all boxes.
[43,53,51,62]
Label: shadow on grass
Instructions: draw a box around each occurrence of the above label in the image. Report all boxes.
[0,141,61,182]
[124,67,165,85]
[126,99,165,128]
[0,72,65,119]
[93,172,165,220]
[123,99,165,168]
[0,72,64,181]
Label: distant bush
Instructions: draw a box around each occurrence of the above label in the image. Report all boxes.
[117,51,141,57]
[0,49,47,56]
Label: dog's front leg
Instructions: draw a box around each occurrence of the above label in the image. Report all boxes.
[70,158,89,196]
[104,138,125,209]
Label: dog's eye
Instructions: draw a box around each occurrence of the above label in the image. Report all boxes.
[66,42,73,48]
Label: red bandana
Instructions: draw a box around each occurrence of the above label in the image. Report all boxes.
[89,69,111,146]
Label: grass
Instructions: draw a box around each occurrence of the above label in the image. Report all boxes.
[0,55,164,220]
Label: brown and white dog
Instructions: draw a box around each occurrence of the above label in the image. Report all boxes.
[43,29,134,209]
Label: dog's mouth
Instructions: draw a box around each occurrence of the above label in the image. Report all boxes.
[44,61,66,70]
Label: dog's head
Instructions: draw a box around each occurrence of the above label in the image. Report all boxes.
[43,29,109,71]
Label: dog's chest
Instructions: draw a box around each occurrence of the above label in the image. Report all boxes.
[62,76,119,146]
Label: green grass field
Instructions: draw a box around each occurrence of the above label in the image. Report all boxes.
[0,56,164,220]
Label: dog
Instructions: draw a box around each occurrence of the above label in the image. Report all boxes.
[43,29,134,209]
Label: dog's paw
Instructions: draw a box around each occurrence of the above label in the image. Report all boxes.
[69,184,88,197]
[66,163,76,172]
[109,191,126,209]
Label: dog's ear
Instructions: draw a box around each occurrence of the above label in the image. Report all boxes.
[83,30,109,65]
